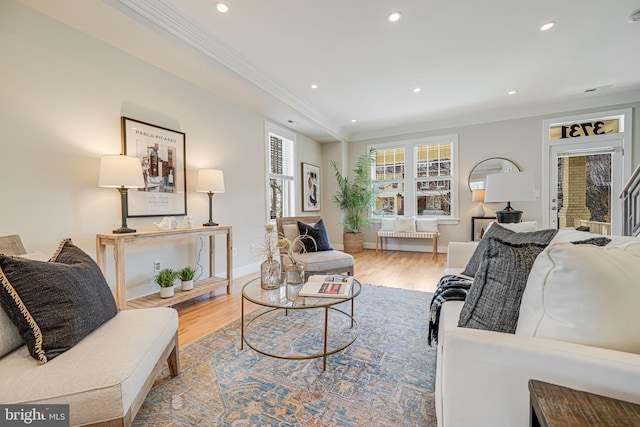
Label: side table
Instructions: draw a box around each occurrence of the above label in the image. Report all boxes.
[471,216,496,241]
[529,379,640,427]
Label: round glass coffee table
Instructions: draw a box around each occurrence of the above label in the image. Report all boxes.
[241,277,361,371]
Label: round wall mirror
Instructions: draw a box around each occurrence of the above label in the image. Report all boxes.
[468,157,521,190]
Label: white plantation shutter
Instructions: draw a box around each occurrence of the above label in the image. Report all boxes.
[267,131,295,220]
[269,134,294,178]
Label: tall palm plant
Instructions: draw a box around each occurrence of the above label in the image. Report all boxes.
[330,150,376,234]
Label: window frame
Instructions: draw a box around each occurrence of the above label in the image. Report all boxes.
[369,134,459,224]
[265,122,296,223]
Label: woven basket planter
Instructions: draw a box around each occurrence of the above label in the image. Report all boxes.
[343,232,364,253]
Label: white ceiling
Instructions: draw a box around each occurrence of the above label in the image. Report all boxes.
[19,0,640,142]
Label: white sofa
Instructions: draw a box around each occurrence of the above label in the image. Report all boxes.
[436,229,640,427]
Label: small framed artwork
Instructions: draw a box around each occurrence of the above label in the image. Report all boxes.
[121,117,187,217]
[301,162,320,211]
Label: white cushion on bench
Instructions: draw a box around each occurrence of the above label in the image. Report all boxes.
[416,218,439,232]
[0,307,178,426]
[380,218,396,231]
[395,218,417,232]
[377,231,437,238]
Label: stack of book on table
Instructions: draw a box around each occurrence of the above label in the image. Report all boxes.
[298,275,354,298]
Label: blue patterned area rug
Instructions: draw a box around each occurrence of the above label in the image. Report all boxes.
[133,285,437,426]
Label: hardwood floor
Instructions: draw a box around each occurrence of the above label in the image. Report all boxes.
[174,249,446,348]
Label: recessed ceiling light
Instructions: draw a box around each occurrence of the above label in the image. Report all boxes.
[413,87,422,93]
[216,2,229,13]
[310,84,319,89]
[540,21,555,31]
[387,11,402,22]
[351,119,357,123]
[508,90,518,95]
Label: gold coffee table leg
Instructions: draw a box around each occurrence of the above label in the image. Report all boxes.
[323,307,329,371]
[240,295,244,350]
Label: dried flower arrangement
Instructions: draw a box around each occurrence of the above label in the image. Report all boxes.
[254,224,280,262]
[277,232,316,265]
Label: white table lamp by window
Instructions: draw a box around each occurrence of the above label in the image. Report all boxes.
[196,169,225,226]
[484,171,535,223]
[472,189,486,217]
[98,155,145,233]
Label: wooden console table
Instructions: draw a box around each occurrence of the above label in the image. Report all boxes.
[96,226,232,310]
[529,379,640,427]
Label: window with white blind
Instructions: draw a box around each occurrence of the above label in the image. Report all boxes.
[370,134,458,220]
[266,124,295,221]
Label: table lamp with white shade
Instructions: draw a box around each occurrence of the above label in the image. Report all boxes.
[98,155,145,234]
[196,169,225,226]
[472,189,486,217]
[484,171,535,223]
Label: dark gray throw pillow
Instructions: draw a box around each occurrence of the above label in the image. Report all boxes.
[458,237,546,334]
[0,239,117,363]
[298,219,333,252]
[461,223,558,277]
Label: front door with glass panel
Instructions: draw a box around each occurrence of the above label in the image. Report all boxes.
[543,109,631,236]
[550,146,620,235]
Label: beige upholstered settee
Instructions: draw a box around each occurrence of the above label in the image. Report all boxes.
[276,216,354,277]
[0,235,179,426]
[436,228,640,427]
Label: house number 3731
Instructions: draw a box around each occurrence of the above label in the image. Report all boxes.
[560,121,606,138]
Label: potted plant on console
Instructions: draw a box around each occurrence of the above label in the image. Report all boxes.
[330,150,376,253]
[178,266,196,291]
[155,268,178,298]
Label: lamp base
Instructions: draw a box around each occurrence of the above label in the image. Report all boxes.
[495,209,523,223]
[203,221,219,227]
[113,226,137,234]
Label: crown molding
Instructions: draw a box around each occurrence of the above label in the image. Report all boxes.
[116,0,346,141]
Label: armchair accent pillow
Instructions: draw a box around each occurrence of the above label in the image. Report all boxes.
[461,223,557,277]
[282,224,303,252]
[298,219,332,252]
[458,237,546,334]
[0,239,117,363]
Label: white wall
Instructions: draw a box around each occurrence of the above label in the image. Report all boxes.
[345,104,639,250]
[320,140,349,248]
[0,1,324,298]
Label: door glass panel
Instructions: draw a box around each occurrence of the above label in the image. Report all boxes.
[556,154,611,235]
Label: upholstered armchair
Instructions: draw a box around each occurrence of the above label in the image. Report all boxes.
[276,216,354,277]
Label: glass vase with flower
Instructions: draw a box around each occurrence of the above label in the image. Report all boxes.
[256,224,281,290]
